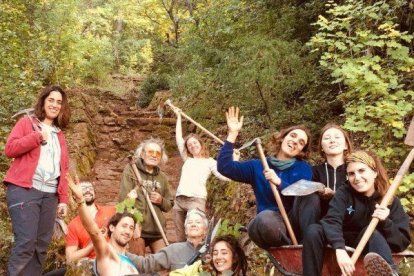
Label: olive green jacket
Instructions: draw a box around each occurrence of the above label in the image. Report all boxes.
[119,158,173,238]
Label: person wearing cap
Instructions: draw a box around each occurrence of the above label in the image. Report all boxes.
[126,209,209,273]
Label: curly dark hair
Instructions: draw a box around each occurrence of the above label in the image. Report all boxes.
[107,212,137,237]
[267,125,312,160]
[211,235,247,276]
[33,85,71,128]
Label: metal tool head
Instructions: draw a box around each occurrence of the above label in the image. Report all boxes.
[209,218,222,246]
[404,116,414,147]
[281,180,325,196]
[11,107,34,119]
[238,138,259,151]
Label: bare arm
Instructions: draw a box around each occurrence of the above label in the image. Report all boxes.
[67,174,109,259]
[174,108,187,161]
[65,243,94,263]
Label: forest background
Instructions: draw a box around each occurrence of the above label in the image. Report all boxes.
[0,0,413,273]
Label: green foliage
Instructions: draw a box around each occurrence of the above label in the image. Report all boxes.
[116,198,144,223]
[137,74,170,108]
[216,219,242,239]
[398,173,414,213]
[308,0,414,155]
[308,0,414,211]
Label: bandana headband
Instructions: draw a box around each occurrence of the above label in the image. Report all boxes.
[346,150,376,171]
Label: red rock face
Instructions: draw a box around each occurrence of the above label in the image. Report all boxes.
[66,88,183,243]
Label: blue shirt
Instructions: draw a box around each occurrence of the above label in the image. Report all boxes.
[217,141,312,213]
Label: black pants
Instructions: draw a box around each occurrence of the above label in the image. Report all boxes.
[302,224,395,276]
[290,193,321,242]
[6,184,58,276]
[248,193,321,249]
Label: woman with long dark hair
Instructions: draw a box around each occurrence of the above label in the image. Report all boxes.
[217,107,312,248]
[4,85,71,275]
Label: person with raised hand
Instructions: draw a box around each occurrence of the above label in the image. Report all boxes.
[217,107,312,248]
[303,150,411,276]
[67,174,139,276]
[4,85,71,276]
[172,107,231,242]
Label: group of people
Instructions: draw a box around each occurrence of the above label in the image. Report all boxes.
[2,85,411,276]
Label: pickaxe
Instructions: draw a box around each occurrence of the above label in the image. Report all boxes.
[162,99,225,145]
[244,137,299,245]
[351,116,414,263]
[12,107,47,145]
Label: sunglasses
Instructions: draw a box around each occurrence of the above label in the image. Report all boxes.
[81,185,94,192]
[146,150,162,158]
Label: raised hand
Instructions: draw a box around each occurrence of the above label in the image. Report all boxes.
[172,106,182,117]
[226,106,244,133]
[225,106,243,143]
[66,173,83,203]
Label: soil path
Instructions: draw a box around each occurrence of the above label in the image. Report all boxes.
[84,88,182,243]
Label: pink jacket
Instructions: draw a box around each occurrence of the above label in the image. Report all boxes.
[4,116,69,203]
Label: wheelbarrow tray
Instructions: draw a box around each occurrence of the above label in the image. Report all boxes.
[268,245,414,276]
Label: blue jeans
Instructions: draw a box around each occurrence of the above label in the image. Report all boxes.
[6,184,58,276]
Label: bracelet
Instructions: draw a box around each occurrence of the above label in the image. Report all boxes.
[77,199,85,207]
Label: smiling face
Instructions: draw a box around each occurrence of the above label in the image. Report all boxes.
[213,241,234,273]
[141,143,162,168]
[186,137,202,157]
[184,213,207,239]
[277,129,308,160]
[346,161,377,196]
[321,127,348,157]
[80,182,95,205]
[43,91,63,124]
[110,216,135,247]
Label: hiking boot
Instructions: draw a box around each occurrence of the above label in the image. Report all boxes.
[363,252,394,276]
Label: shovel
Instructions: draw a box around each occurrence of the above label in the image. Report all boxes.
[350,116,414,264]
[281,180,325,196]
[254,138,298,245]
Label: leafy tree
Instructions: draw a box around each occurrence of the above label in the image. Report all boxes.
[308,0,414,210]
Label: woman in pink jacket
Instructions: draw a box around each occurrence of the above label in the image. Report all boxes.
[4,85,71,276]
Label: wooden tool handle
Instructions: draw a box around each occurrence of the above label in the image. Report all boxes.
[165,100,224,145]
[130,162,170,246]
[351,148,414,263]
[255,139,298,245]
